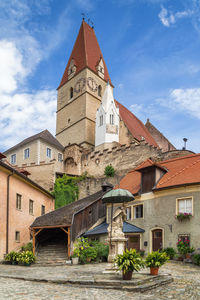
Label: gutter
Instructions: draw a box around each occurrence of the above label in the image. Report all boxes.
[6,171,14,254]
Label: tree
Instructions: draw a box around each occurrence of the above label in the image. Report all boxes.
[104,165,115,177]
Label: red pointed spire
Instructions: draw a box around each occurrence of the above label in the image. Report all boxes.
[58,20,112,89]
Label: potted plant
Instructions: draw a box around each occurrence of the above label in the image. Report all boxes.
[71,252,79,265]
[114,249,144,280]
[177,239,195,259]
[145,251,169,275]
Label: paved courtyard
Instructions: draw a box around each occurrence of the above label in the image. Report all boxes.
[0,261,199,299]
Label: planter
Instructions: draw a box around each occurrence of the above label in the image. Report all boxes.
[186,253,191,259]
[24,263,31,266]
[72,257,79,265]
[86,257,92,263]
[150,267,159,275]
[122,270,133,280]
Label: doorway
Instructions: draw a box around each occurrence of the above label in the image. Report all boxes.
[152,229,163,251]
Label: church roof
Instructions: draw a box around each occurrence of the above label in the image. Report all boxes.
[4,130,64,154]
[119,153,200,194]
[58,20,112,89]
[115,100,158,147]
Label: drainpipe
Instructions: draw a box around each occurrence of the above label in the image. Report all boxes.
[6,171,14,254]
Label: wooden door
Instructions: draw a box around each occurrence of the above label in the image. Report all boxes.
[126,235,140,251]
[152,229,163,251]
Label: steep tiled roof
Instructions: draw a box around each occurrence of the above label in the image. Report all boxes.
[58,20,112,89]
[4,130,64,154]
[119,153,200,194]
[145,119,176,151]
[115,100,158,147]
[135,158,167,172]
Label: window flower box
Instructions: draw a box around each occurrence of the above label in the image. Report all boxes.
[176,212,192,221]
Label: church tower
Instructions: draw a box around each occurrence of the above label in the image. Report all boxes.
[95,82,119,149]
[56,20,113,149]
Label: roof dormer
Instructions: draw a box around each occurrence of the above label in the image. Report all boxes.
[135,159,167,194]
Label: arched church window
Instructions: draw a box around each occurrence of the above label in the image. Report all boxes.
[98,85,102,97]
[110,113,114,125]
[99,115,103,126]
[70,87,73,99]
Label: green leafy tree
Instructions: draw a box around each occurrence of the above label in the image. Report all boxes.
[52,174,81,209]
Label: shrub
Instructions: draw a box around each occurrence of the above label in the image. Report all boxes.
[5,251,19,264]
[138,249,145,257]
[162,247,176,259]
[114,249,144,273]
[177,239,194,255]
[192,254,200,265]
[104,165,115,177]
[91,241,109,261]
[21,242,33,252]
[145,251,169,268]
[17,251,36,265]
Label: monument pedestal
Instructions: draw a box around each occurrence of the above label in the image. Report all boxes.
[107,237,127,263]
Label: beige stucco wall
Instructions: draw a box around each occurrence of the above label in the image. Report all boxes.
[106,185,200,254]
[0,166,55,259]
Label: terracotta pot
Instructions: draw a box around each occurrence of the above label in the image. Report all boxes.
[122,270,133,280]
[150,267,159,275]
[86,257,92,263]
[186,254,191,259]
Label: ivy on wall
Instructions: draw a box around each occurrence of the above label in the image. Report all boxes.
[52,174,86,209]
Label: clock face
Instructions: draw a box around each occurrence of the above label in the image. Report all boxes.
[87,77,98,92]
[74,78,86,93]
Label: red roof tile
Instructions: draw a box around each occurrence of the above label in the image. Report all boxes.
[58,20,112,89]
[118,153,200,194]
[115,100,158,147]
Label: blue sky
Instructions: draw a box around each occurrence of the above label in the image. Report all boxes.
[0,0,200,152]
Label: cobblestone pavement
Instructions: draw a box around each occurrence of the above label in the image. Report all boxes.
[0,261,199,299]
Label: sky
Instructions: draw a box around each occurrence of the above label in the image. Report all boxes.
[0,0,200,153]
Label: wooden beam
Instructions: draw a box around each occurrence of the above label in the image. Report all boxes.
[32,229,35,256]
[68,227,70,258]
[31,224,71,229]
[35,228,43,237]
[60,227,68,235]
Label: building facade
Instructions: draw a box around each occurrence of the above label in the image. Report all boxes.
[0,153,54,259]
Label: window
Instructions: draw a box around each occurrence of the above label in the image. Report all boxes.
[15,231,20,242]
[70,87,73,99]
[24,148,30,159]
[11,154,16,164]
[178,234,190,246]
[47,148,51,158]
[110,114,114,125]
[16,194,21,210]
[41,205,45,215]
[177,198,192,214]
[99,115,103,126]
[126,207,132,220]
[58,153,63,162]
[134,205,143,219]
[98,85,102,97]
[29,199,34,214]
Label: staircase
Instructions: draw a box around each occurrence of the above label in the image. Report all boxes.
[35,242,68,266]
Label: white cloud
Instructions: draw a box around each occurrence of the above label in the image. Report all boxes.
[158,6,194,27]
[0,89,57,150]
[170,88,200,119]
[0,41,25,93]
